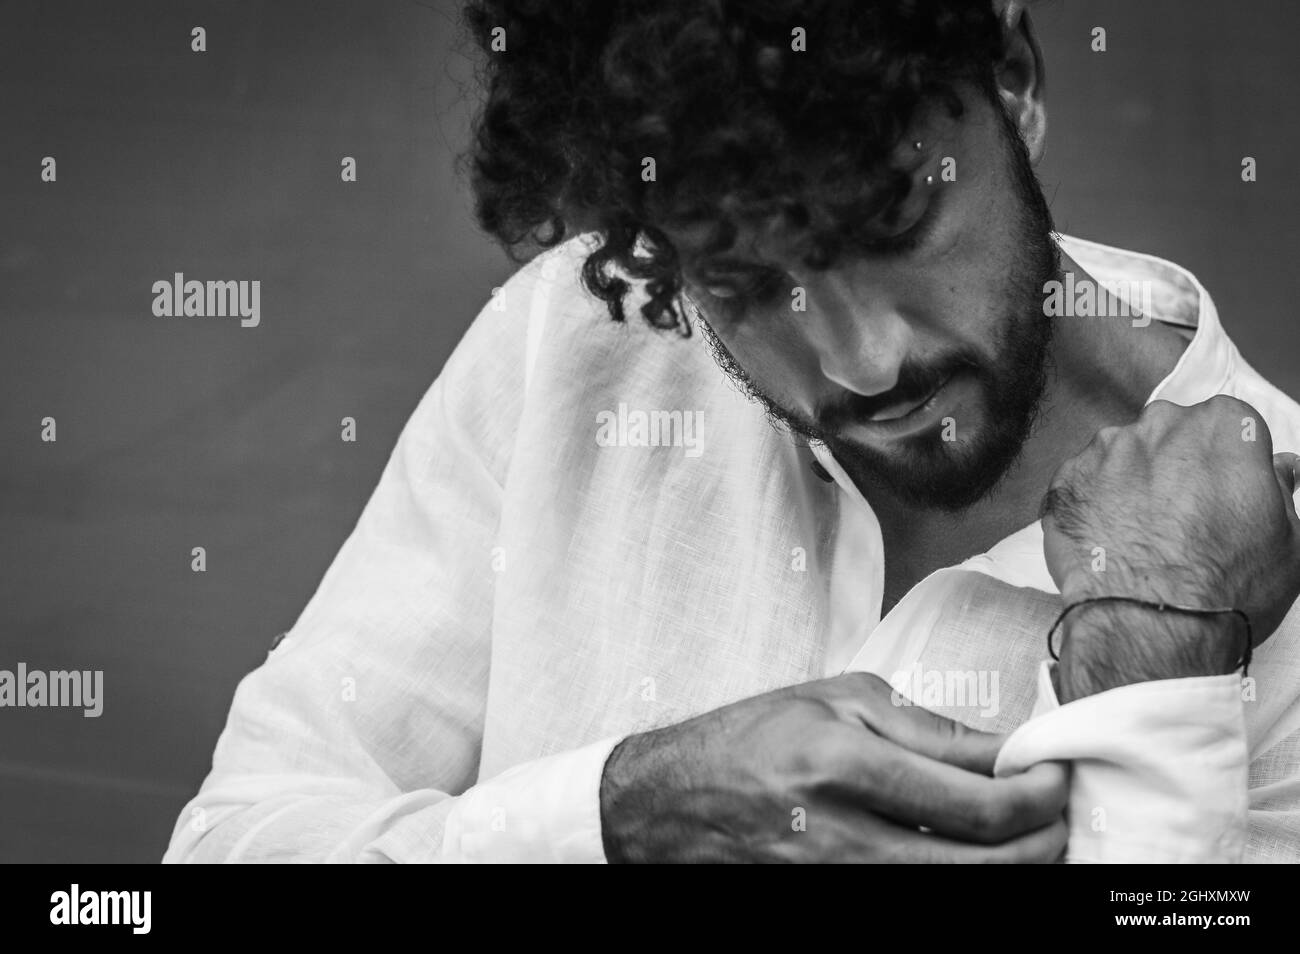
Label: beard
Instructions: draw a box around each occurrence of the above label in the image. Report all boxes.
[696,107,1062,512]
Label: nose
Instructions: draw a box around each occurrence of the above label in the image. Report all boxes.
[799,270,911,397]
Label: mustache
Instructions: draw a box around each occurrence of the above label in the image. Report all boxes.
[815,354,979,432]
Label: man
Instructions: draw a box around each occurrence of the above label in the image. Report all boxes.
[164,1,1300,862]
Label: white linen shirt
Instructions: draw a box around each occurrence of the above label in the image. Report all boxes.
[163,233,1300,864]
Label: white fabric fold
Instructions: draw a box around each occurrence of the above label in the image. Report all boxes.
[995,662,1249,863]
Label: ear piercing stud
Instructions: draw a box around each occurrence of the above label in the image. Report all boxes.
[913,141,935,185]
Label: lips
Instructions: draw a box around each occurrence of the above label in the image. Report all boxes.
[866,373,954,423]
[832,369,976,443]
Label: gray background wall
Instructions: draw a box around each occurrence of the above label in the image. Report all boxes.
[1,0,1295,862]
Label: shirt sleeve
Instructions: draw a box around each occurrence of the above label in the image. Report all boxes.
[993,661,1249,863]
[162,248,616,864]
[438,737,617,862]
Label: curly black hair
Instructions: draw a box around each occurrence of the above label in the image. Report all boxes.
[462,0,1006,334]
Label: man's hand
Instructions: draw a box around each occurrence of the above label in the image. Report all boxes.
[1041,395,1300,701]
[599,672,1068,862]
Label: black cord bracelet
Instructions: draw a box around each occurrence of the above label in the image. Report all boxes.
[1046,596,1254,679]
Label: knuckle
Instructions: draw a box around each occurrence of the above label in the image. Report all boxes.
[842,670,891,697]
[1204,393,1248,414]
[1202,394,1256,429]
[832,671,895,717]
[802,731,874,793]
[1143,398,1180,418]
[792,676,848,710]
[783,728,837,784]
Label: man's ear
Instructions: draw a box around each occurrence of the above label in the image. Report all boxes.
[992,0,1047,164]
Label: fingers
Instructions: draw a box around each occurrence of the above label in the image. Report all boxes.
[886,706,1008,776]
[829,737,1069,844]
[928,816,1069,863]
[854,811,1069,863]
[1143,396,1273,453]
[837,672,1007,775]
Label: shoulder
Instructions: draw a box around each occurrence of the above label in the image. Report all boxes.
[446,232,606,383]
[417,233,697,474]
[393,236,607,484]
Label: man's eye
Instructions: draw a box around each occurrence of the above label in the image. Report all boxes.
[861,193,941,257]
[704,269,785,304]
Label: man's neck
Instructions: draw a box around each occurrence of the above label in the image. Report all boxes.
[997,253,1189,515]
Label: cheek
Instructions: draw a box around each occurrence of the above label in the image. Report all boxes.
[913,126,1035,349]
[718,319,826,409]
[926,205,1029,357]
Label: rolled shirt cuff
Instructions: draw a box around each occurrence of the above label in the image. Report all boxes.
[440,735,623,863]
[994,661,1248,863]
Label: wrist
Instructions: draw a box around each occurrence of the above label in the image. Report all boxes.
[1058,563,1223,612]
[1057,600,1242,703]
